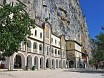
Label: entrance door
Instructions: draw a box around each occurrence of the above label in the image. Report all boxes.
[69,60,74,68]
[46,59,49,68]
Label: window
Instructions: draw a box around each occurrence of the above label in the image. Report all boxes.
[33,42,37,49]
[27,40,31,48]
[58,50,60,55]
[40,32,42,38]
[55,39,57,44]
[47,46,49,52]
[39,44,42,51]
[35,30,37,36]
[55,49,57,54]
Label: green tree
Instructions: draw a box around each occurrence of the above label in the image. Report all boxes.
[91,28,104,62]
[0,0,35,70]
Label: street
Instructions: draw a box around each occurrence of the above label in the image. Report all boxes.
[0,69,104,78]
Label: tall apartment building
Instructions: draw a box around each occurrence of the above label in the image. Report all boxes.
[0,0,91,69]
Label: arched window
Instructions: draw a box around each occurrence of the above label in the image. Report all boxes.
[33,42,37,49]
[40,32,42,38]
[58,50,60,55]
[27,40,31,48]
[55,49,57,54]
[39,44,42,51]
[35,30,37,36]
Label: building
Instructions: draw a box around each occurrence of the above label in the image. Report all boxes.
[0,0,91,69]
[66,40,82,68]
[0,22,67,70]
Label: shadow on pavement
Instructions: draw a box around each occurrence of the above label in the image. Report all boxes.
[63,69,104,74]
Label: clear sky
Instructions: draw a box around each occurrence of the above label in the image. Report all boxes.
[80,0,104,39]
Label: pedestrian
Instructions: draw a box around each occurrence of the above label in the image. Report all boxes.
[80,63,82,68]
[95,63,98,70]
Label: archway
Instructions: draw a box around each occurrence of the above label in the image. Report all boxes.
[56,59,58,68]
[69,60,74,68]
[14,55,21,68]
[14,53,25,69]
[40,57,44,69]
[46,58,50,68]
[34,56,38,69]
[27,55,32,69]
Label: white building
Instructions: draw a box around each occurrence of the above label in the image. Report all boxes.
[0,22,67,70]
[66,40,82,68]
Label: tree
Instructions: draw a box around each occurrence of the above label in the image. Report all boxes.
[0,0,35,70]
[91,27,104,62]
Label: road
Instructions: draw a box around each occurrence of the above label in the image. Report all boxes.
[0,69,104,78]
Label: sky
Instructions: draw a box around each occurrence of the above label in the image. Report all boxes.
[80,0,104,39]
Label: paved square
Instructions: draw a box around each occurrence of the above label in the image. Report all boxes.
[0,69,103,78]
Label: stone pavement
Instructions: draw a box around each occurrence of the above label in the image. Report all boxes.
[0,69,104,78]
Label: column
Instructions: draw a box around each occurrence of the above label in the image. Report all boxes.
[38,58,40,70]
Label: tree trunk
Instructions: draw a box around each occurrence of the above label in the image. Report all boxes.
[0,61,1,69]
[7,57,11,70]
